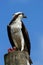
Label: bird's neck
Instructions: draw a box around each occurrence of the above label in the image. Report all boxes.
[15,17,22,23]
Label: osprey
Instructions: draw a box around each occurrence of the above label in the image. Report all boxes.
[7,12,32,65]
[7,12,30,54]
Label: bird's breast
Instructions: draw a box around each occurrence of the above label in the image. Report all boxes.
[11,21,22,29]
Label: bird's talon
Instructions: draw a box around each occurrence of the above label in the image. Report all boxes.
[8,47,16,53]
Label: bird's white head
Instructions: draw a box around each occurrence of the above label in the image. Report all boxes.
[13,12,27,20]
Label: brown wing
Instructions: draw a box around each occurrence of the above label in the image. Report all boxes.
[7,25,15,47]
[22,21,31,55]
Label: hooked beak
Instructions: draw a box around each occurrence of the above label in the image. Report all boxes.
[23,15,27,18]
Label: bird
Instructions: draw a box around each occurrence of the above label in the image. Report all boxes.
[7,12,33,65]
[7,12,30,54]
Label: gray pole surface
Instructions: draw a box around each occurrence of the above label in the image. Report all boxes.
[4,51,29,65]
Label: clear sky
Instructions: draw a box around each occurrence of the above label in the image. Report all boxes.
[0,0,43,65]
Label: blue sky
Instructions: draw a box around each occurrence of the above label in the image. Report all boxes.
[0,0,43,65]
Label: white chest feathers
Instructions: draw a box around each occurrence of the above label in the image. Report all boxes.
[11,21,22,29]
